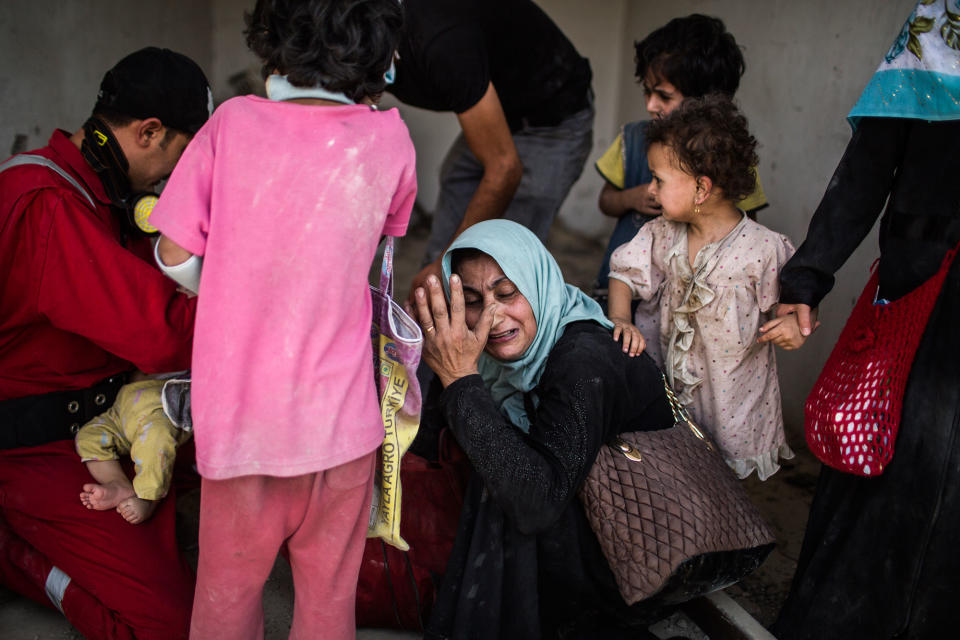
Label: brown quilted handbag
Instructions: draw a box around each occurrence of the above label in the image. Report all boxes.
[579,376,775,605]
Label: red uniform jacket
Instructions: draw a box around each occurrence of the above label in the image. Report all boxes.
[0,130,196,400]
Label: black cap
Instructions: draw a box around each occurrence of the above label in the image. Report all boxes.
[95,47,212,135]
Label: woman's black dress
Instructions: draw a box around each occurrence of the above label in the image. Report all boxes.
[413,321,675,639]
[774,117,960,639]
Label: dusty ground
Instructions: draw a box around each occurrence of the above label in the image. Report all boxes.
[0,218,817,638]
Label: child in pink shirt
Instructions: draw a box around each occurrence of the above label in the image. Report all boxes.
[150,1,415,637]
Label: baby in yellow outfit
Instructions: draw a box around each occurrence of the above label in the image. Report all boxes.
[76,379,191,523]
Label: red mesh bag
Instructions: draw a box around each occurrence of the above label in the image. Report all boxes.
[805,247,958,476]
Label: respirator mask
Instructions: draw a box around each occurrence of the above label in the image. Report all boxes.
[80,117,160,237]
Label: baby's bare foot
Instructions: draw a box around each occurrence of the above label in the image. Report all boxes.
[116,496,157,524]
[79,482,135,511]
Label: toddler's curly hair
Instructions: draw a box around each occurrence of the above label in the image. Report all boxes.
[646,94,758,202]
[245,0,402,104]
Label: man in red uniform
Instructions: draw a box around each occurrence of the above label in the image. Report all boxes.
[0,48,210,639]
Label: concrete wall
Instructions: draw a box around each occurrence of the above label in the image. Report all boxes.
[210,0,260,105]
[0,1,212,156]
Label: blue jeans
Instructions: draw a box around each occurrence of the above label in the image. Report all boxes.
[423,102,595,263]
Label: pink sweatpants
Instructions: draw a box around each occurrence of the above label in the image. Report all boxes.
[189,451,375,640]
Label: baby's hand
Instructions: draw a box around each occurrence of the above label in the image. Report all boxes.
[610,318,646,357]
[758,313,808,350]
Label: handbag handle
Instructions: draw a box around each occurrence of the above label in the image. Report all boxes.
[661,374,714,451]
[611,375,715,462]
[380,236,396,299]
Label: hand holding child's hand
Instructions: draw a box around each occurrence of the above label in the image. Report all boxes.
[776,303,819,336]
[611,318,646,357]
[758,310,816,350]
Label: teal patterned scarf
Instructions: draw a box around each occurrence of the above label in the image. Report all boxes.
[849,0,960,127]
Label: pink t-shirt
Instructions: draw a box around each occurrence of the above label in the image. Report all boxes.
[151,96,417,479]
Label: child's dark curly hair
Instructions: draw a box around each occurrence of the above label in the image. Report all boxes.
[245,0,402,103]
[635,14,744,98]
[646,95,758,202]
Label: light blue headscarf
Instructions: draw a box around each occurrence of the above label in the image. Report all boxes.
[441,220,613,433]
[848,0,960,128]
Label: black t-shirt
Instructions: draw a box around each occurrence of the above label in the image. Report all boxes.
[388,0,592,130]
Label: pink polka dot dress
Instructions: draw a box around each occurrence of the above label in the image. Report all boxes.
[609,214,796,480]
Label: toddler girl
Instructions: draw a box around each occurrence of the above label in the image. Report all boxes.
[149,1,416,637]
[607,95,803,480]
[594,14,768,309]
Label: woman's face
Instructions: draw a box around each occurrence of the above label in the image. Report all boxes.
[456,253,538,362]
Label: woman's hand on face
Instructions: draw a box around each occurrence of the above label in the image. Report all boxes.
[413,274,497,387]
[610,317,646,357]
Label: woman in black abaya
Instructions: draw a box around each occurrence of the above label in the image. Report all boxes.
[773,3,960,638]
